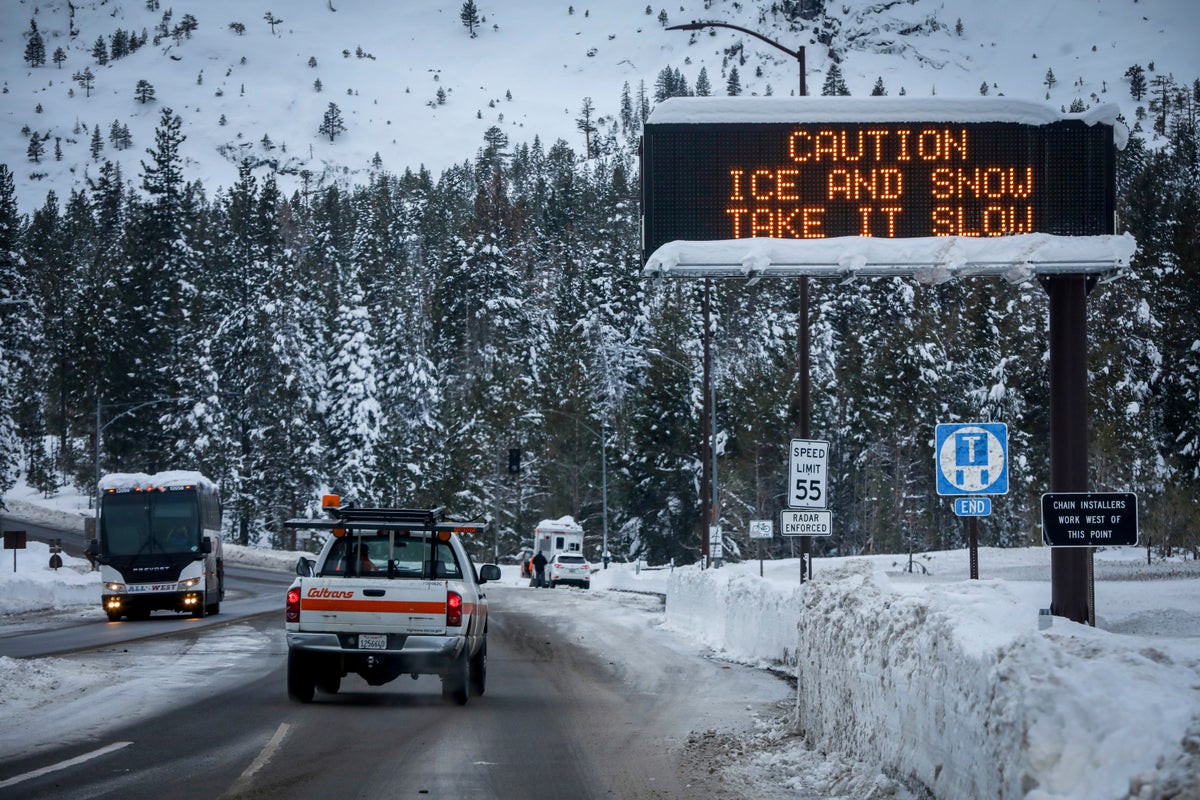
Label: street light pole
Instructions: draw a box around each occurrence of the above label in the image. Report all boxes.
[600,420,609,568]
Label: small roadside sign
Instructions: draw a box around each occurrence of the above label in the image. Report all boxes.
[935,423,1008,496]
[4,530,26,573]
[1041,492,1138,547]
[953,497,992,517]
[780,510,832,537]
[788,439,829,509]
[748,520,773,539]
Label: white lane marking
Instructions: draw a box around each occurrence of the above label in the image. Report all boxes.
[0,741,132,789]
[233,722,291,787]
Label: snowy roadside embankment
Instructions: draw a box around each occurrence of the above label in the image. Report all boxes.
[664,558,1200,800]
[0,542,98,614]
[662,564,805,669]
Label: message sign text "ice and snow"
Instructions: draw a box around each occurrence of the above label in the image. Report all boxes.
[641,116,1114,256]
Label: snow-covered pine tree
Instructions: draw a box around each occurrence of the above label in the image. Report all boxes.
[319,102,346,141]
[0,167,29,496]
[460,0,480,38]
[24,20,46,67]
[822,63,850,96]
[726,66,742,96]
[135,79,156,104]
[103,107,198,471]
[92,36,109,66]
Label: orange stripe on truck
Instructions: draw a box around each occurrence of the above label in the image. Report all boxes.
[302,599,446,614]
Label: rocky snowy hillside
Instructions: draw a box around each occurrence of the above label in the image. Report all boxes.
[4,0,1198,212]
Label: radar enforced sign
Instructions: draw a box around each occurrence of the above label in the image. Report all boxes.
[780,510,832,537]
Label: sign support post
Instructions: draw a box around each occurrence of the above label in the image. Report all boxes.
[938,423,1007,580]
[1042,274,1095,625]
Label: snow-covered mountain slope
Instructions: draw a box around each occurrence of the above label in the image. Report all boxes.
[3,0,1198,212]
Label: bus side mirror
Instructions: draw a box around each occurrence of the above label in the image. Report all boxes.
[199,538,213,554]
[296,557,316,577]
[478,564,501,584]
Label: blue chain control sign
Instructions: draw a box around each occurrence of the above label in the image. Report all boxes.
[935,423,1009,496]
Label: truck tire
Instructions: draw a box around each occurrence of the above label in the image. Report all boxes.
[317,660,341,695]
[441,650,469,706]
[469,638,487,696]
[287,651,316,703]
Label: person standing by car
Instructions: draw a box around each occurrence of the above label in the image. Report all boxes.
[532,550,548,588]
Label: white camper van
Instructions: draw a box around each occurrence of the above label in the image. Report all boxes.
[522,516,583,578]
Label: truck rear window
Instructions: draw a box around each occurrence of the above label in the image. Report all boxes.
[320,535,462,579]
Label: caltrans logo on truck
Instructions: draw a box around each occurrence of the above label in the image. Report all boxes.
[307,587,355,599]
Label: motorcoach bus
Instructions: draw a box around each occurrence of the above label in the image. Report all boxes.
[91,471,224,621]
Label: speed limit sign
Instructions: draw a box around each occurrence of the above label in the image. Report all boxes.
[788,439,829,509]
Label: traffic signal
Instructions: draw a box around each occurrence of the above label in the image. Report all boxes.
[508,448,521,474]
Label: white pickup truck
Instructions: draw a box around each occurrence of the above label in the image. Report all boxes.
[284,501,500,705]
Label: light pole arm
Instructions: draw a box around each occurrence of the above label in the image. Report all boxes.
[667,20,806,95]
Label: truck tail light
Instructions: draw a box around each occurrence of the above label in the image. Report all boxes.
[286,586,301,622]
[446,591,463,627]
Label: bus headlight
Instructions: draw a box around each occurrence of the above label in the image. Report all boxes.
[104,582,126,593]
[177,577,202,590]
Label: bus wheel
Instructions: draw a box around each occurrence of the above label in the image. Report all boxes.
[106,609,122,622]
[205,601,220,616]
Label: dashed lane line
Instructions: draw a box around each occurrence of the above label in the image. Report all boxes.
[0,741,132,790]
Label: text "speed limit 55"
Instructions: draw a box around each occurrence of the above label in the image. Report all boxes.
[789,439,829,509]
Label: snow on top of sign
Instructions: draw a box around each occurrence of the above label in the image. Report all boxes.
[646,97,1128,148]
[643,232,1138,282]
[98,471,217,491]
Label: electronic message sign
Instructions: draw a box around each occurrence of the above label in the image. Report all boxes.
[641,102,1116,260]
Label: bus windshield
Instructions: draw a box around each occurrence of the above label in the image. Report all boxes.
[101,491,200,556]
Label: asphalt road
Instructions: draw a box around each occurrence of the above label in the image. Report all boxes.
[0,563,290,658]
[0,584,786,800]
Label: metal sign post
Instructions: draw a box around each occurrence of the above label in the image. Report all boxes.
[4,529,27,572]
[936,423,1008,580]
[788,439,829,583]
[749,519,772,577]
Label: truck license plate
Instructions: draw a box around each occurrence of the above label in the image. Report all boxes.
[358,634,387,650]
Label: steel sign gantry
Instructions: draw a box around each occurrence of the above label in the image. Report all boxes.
[640,91,1132,623]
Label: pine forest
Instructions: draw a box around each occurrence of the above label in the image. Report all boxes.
[0,77,1197,565]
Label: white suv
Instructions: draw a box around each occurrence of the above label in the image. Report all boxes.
[548,552,591,589]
